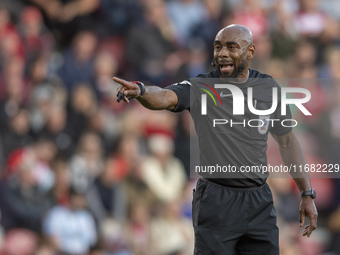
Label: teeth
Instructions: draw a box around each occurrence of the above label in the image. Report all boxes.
[220,64,233,73]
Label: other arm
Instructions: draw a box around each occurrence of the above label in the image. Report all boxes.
[271,131,318,237]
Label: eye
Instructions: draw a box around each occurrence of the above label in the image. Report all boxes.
[214,45,221,51]
[228,45,237,50]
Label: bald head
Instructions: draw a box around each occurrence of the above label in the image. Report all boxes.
[216,24,253,47]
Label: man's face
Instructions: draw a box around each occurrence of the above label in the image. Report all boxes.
[213,29,253,78]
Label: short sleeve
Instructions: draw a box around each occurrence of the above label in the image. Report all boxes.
[164,80,191,112]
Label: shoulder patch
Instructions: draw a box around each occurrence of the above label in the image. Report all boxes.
[172,80,192,86]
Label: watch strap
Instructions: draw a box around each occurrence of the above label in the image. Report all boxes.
[301,189,316,199]
[133,81,145,98]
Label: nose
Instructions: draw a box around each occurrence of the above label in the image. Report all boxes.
[218,46,230,58]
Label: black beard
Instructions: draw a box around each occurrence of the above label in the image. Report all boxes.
[217,61,247,78]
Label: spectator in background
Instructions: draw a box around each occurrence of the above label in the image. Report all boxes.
[58,30,97,92]
[93,50,118,102]
[125,0,180,85]
[172,40,209,83]
[269,178,300,223]
[141,134,186,203]
[174,111,194,177]
[87,106,120,156]
[319,46,340,80]
[2,138,56,191]
[110,131,142,181]
[295,40,318,67]
[120,134,158,210]
[292,0,340,43]
[167,0,205,46]
[249,35,273,72]
[292,65,328,125]
[18,6,54,68]
[0,29,24,63]
[150,200,194,255]
[28,0,100,47]
[319,0,340,21]
[29,81,67,134]
[43,187,97,255]
[0,58,27,130]
[69,131,104,192]
[96,0,140,37]
[0,229,38,255]
[36,104,75,157]
[286,39,318,77]
[124,166,158,214]
[33,139,56,191]
[0,108,34,159]
[48,156,71,206]
[190,0,224,58]
[27,54,52,90]
[87,246,103,255]
[34,242,56,255]
[0,154,51,232]
[67,84,97,144]
[89,51,122,152]
[28,55,67,134]
[0,55,25,97]
[263,59,287,79]
[315,82,340,169]
[0,5,24,66]
[226,0,269,42]
[268,0,298,36]
[125,203,151,255]
[0,56,27,165]
[87,157,127,223]
[143,109,177,139]
[267,0,297,60]
[99,218,132,255]
[180,180,196,219]
[0,5,16,41]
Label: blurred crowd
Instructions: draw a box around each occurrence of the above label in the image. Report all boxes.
[0,0,340,254]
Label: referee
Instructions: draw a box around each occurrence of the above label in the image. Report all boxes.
[115,24,318,255]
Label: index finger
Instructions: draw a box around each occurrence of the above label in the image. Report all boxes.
[113,77,134,89]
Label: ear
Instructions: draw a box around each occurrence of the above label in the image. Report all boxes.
[247,45,255,60]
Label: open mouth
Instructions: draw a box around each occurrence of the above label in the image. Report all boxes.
[219,63,234,73]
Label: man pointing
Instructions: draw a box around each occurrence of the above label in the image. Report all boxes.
[115,24,317,255]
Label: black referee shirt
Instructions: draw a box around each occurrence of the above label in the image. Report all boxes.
[166,69,292,188]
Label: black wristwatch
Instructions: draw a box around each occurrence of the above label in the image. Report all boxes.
[133,81,146,98]
[301,189,316,199]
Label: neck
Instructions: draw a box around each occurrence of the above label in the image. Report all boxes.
[221,69,250,83]
[236,69,250,83]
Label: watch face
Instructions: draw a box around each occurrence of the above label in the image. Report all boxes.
[301,189,316,199]
[311,189,316,199]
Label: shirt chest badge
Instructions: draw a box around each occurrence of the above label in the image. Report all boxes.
[258,115,270,135]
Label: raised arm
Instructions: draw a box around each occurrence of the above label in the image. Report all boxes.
[271,131,318,237]
[113,77,178,110]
